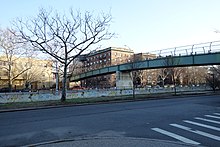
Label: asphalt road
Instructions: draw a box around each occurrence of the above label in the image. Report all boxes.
[0,94,220,146]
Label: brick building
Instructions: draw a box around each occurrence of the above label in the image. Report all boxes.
[133,53,156,61]
[80,47,134,88]
[69,47,158,89]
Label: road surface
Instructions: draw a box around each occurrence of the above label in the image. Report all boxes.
[0,94,219,146]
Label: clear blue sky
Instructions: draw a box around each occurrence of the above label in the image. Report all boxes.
[1,0,220,53]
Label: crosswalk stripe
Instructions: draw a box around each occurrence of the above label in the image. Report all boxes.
[170,124,220,141]
[184,120,220,131]
[213,113,220,116]
[195,117,220,125]
[151,128,200,145]
[205,115,220,119]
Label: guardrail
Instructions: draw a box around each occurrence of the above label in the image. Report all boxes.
[148,40,220,57]
[70,41,220,81]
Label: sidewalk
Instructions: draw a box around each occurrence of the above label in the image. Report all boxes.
[34,137,200,147]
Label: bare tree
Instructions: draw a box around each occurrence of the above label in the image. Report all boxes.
[163,56,183,95]
[22,59,54,89]
[69,58,84,76]
[145,69,158,86]
[184,66,208,86]
[0,28,32,91]
[13,8,114,101]
[206,65,220,91]
[157,68,169,87]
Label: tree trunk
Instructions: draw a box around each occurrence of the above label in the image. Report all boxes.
[8,82,12,92]
[172,73,177,95]
[162,78,165,87]
[61,65,67,102]
[8,65,12,92]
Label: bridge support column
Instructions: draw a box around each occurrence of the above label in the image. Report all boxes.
[116,71,133,89]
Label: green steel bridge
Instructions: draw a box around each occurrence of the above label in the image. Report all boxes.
[70,41,220,82]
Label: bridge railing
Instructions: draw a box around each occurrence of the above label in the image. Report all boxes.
[147,40,220,57]
[72,41,220,77]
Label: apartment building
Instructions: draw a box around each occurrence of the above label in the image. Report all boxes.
[69,47,158,89]
[0,56,55,91]
[79,47,134,88]
[133,53,157,61]
[82,47,133,71]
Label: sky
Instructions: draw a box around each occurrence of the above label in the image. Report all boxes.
[0,0,220,53]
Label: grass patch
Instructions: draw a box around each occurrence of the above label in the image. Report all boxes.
[0,100,62,110]
[0,94,147,110]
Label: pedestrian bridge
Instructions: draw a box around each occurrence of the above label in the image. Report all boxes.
[70,41,220,83]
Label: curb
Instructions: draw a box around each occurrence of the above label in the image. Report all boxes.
[23,136,201,147]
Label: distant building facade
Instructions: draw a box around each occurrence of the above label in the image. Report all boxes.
[69,47,158,89]
[79,47,134,88]
[0,56,55,91]
[133,53,156,61]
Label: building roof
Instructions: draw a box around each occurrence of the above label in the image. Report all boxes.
[87,47,134,57]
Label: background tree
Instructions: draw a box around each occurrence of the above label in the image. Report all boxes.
[206,65,220,91]
[144,69,158,86]
[0,28,32,91]
[163,56,183,95]
[13,8,114,101]
[22,59,54,90]
[157,68,169,87]
[133,70,143,87]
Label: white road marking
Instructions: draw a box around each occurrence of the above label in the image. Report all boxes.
[205,115,220,119]
[170,124,220,141]
[213,113,220,116]
[151,128,200,145]
[195,117,220,125]
[184,120,220,131]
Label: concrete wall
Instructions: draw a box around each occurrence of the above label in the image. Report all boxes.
[0,86,211,103]
[116,71,133,89]
[0,92,60,103]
